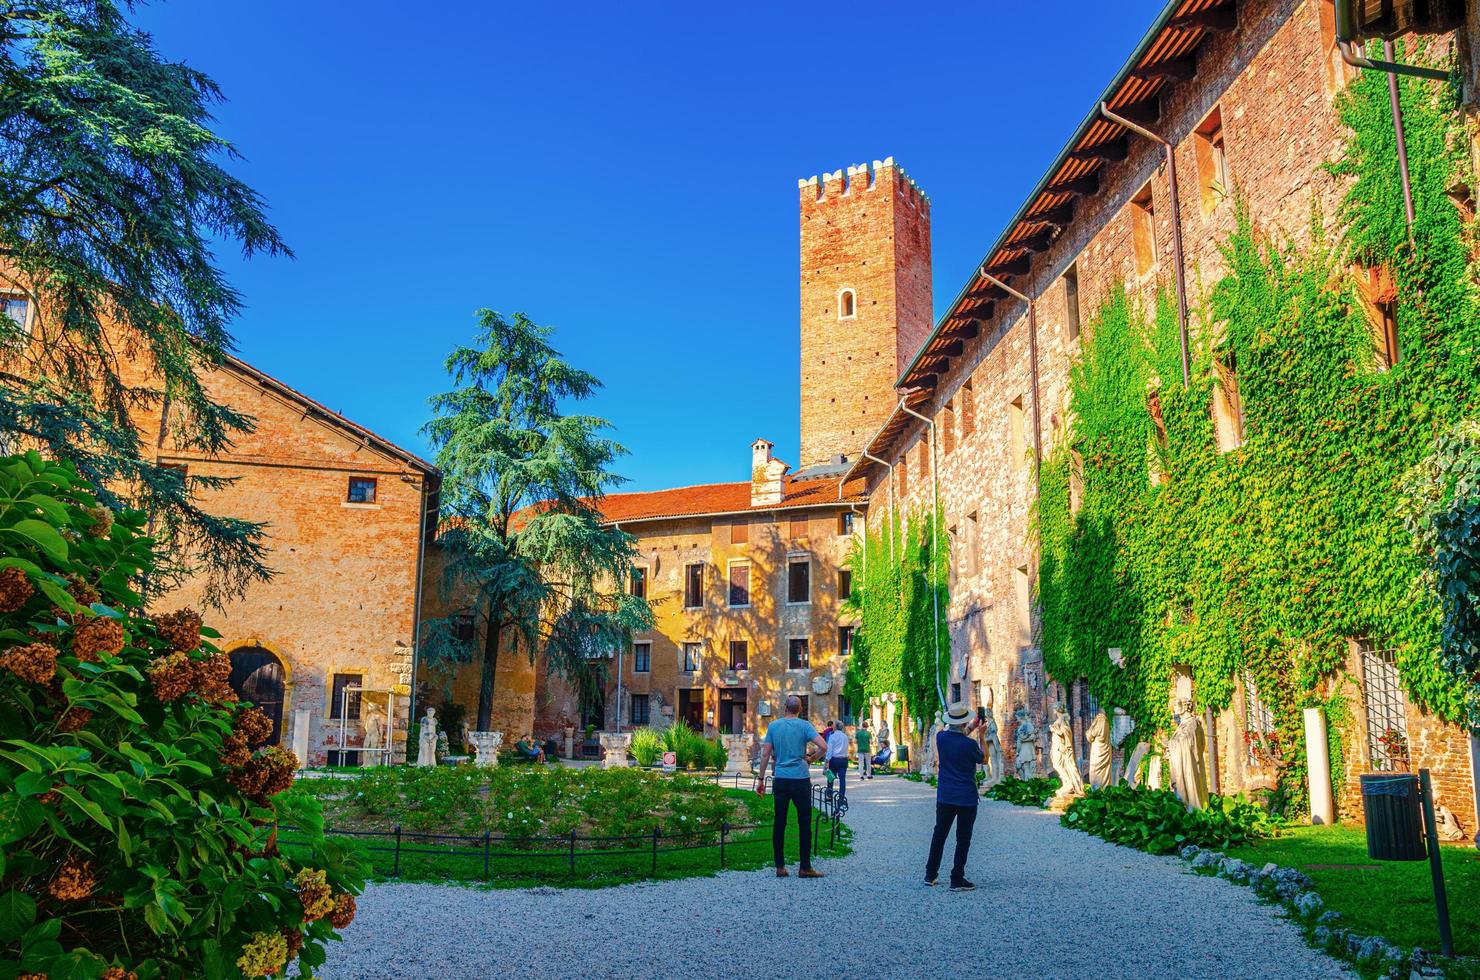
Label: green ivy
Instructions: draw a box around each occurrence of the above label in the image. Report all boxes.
[845,509,949,726]
[1036,42,1477,812]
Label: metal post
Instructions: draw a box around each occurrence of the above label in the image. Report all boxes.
[651,826,659,876]
[1419,769,1454,957]
[1384,40,1416,247]
[392,825,402,878]
[720,821,728,870]
[568,829,577,877]
[483,831,491,880]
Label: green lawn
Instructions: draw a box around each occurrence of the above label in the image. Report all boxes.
[280,788,851,889]
[1225,824,1480,960]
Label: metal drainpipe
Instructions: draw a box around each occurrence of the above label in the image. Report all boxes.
[899,404,947,712]
[978,270,1046,479]
[1099,103,1191,389]
[407,475,431,744]
[859,448,897,563]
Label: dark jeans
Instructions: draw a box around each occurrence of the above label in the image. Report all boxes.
[772,777,812,870]
[827,758,848,799]
[924,802,978,884]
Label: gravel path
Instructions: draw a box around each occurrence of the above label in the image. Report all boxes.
[322,776,1350,979]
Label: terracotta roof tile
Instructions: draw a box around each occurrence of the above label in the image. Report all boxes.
[596,476,867,524]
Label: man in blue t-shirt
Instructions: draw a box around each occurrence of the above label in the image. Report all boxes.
[757,695,829,878]
[924,702,987,891]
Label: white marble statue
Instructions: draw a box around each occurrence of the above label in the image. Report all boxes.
[1012,705,1038,779]
[1087,709,1113,790]
[1167,699,1209,810]
[1435,803,1465,842]
[981,709,1004,786]
[416,707,439,767]
[1124,740,1151,787]
[362,707,383,753]
[1048,702,1085,798]
[921,720,942,777]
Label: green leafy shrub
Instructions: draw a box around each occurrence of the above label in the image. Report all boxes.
[0,453,363,978]
[629,727,664,767]
[660,724,723,769]
[986,775,1061,808]
[1061,785,1281,854]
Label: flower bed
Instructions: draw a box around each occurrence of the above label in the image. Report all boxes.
[985,775,1061,808]
[1060,785,1279,854]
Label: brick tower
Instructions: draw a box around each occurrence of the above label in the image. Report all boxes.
[798,157,932,469]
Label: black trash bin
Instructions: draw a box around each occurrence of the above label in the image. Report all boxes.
[1360,773,1425,861]
[896,744,909,764]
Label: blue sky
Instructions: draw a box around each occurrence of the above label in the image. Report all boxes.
[137,1,1164,492]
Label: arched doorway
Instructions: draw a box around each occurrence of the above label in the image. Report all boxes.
[228,646,285,746]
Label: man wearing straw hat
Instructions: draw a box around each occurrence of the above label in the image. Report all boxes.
[923,702,987,891]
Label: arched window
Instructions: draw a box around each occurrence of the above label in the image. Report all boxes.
[228,646,286,746]
[838,288,856,319]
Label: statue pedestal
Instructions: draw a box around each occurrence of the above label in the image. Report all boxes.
[563,725,575,760]
[722,733,754,773]
[468,731,503,767]
[599,732,632,768]
[291,708,311,769]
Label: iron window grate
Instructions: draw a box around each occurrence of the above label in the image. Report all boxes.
[1359,642,1409,772]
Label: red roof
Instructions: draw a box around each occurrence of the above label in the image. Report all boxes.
[596,476,867,524]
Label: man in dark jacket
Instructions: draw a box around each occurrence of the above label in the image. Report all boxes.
[924,702,987,891]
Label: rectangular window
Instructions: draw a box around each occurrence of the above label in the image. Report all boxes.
[1212,354,1246,451]
[684,563,704,608]
[633,642,651,673]
[682,642,701,673]
[347,477,378,504]
[730,519,749,545]
[1064,264,1081,342]
[329,673,362,720]
[837,511,855,536]
[1195,106,1230,214]
[942,399,956,456]
[453,613,475,642]
[837,568,852,600]
[787,558,811,604]
[961,378,975,438]
[1357,265,1401,369]
[951,682,962,704]
[795,694,811,721]
[727,560,751,607]
[917,440,928,482]
[965,511,979,577]
[630,695,650,725]
[1359,641,1410,772]
[1132,183,1156,276]
[729,639,748,671]
[1009,395,1027,472]
[790,514,808,539]
[788,638,810,670]
[2,296,29,334]
[838,625,854,658]
[1014,564,1032,648]
[629,567,647,599]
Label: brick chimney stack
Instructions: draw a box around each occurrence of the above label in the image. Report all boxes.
[750,438,788,507]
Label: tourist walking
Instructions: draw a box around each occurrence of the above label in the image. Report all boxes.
[825,719,850,802]
[855,720,873,779]
[756,694,829,878]
[924,702,987,891]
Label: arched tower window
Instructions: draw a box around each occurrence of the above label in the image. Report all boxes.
[838,288,856,320]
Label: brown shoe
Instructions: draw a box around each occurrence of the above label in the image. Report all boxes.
[775,867,790,877]
[798,868,825,879]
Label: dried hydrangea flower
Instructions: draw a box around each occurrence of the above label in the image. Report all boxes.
[56,706,92,733]
[0,641,59,684]
[293,868,335,921]
[49,855,97,900]
[0,566,35,613]
[72,615,125,662]
[328,892,357,929]
[152,608,202,653]
[235,931,288,978]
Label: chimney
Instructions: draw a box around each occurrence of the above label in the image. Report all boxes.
[750,438,788,507]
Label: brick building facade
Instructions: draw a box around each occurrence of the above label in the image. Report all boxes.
[843,0,1479,828]
[140,356,438,767]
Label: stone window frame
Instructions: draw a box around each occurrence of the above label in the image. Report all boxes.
[1194,104,1232,216]
[1,291,34,338]
[785,553,812,605]
[726,558,751,608]
[837,287,857,320]
[1131,181,1157,278]
[681,641,702,674]
[787,637,811,671]
[629,693,651,726]
[1063,263,1082,343]
[682,561,705,609]
[728,638,749,671]
[632,641,651,673]
[327,670,365,721]
[1211,353,1246,452]
[628,564,648,600]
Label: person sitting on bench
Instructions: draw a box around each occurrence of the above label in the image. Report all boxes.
[871,739,892,769]
[514,734,545,763]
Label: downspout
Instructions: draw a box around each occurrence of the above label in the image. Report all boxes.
[408,475,433,756]
[978,270,1046,477]
[899,404,947,713]
[859,448,896,563]
[1099,102,1192,389]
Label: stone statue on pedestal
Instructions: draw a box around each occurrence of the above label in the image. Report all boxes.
[1048,702,1085,799]
[362,708,383,750]
[1012,705,1038,779]
[981,709,1003,786]
[1087,709,1113,790]
[1167,699,1209,810]
[416,707,438,767]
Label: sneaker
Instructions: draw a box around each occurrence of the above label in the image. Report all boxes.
[950,879,977,892]
[775,867,790,878]
[924,877,938,887]
[798,868,825,879]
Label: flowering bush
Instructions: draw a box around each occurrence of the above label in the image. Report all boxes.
[0,453,363,977]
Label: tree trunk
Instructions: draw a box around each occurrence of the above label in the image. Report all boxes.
[477,606,503,731]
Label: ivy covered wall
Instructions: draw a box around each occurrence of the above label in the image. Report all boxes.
[1035,45,1477,805]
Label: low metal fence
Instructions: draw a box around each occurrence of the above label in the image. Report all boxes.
[280,773,848,883]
